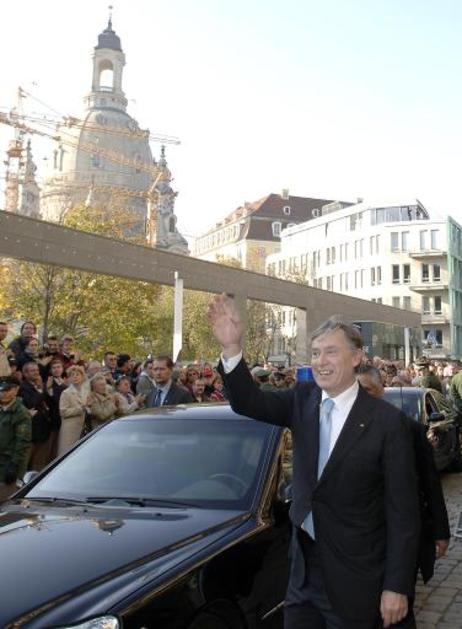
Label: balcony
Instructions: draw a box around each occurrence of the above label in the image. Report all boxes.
[410,282,448,292]
[409,249,445,259]
[421,313,450,325]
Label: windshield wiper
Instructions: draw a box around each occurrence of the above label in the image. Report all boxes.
[84,496,198,508]
[22,496,89,506]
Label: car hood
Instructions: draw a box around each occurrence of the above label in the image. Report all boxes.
[0,501,248,626]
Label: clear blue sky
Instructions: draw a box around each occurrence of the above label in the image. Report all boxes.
[2,0,462,237]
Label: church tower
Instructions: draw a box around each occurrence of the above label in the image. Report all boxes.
[39,13,188,252]
[40,15,154,229]
[85,15,128,113]
[146,147,189,255]
[4,138,41,218]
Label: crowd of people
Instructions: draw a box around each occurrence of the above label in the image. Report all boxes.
[1,317,462,503]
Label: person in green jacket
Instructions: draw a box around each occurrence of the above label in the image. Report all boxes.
[415,358,443,393]
[450,368,462,419]
[0,376,32,502]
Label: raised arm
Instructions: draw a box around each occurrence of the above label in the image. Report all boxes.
[207,293,294,427]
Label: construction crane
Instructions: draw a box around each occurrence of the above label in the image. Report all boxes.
[0,87,180,241]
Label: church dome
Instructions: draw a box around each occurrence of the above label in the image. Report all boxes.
[96,19,122,51]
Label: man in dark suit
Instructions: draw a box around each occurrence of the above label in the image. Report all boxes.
[146,356,194,407]
[357,365,450,585]
[208,294,420,629]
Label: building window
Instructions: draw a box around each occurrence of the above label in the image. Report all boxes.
[403,264,411,284]
[422,264,429,283]
[392,297,400,308]
[360,269,364,288]
[433,264,441,282]
[318,278,323,289]
[401,231,409,251]
[392,264,400,284]
[377,297,383,304]
[370,236,374,256]
[355,270,359,289]
[422,297,431,314]
[344,243,348,260]
[345,272,349,291]
[403,296,411,310]
[431,229,439,249]
[376,235,380,253]
[326,248,331,265]
[331,247,336,264]
[434,296,442,315]
[283,206,291,215]
[424,329,443,347]
[377,266,382,284]
[371,267,376,286]
[391,232,399,251]
[359,239,364,257]
[420,230,428,250]
[272,222,282,237]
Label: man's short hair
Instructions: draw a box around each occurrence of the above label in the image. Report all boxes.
[104,351,116,359]
[22,361,39,373]
[117,353,131,368]
[61,335,74,343]
[153,355,174,370]
[358,364,382,385]
[311,317,363,350]
[0,321,8,327]
[47,335,58,342]
[142,358,153,369]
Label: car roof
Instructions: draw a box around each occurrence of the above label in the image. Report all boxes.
[118,402,267,424]
[383,387,431,398]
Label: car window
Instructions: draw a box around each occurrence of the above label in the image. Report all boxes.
[27,419,270,510]
[383,389,421,423]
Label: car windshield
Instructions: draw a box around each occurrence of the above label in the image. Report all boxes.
[383,389,421,423]
[26,417,270,510]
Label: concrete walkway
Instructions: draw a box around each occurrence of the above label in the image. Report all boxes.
[415,472,462,628]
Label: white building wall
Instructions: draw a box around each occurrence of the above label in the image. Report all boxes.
[266,201,452,358]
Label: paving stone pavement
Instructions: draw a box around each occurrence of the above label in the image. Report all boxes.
[415,472,462,628]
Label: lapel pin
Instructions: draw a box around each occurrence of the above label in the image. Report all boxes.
[359,423,365,428]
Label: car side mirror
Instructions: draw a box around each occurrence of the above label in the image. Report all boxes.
[22,471,39,485]
[428,412,445,423]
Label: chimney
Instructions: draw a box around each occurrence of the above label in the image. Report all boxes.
[281,188,289,200]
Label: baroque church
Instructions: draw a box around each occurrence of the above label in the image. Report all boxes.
[3,17,189,255]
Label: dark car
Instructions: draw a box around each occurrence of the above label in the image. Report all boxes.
[0,404,293,629]
[383,387,462,471]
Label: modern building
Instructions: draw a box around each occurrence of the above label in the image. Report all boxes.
[266,199,462,360]
[193,191,351,272]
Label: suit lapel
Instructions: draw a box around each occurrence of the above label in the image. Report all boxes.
[318,386,373,483]
[301,385,322,489]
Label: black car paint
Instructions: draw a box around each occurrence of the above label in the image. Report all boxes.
[0,405,291,629]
